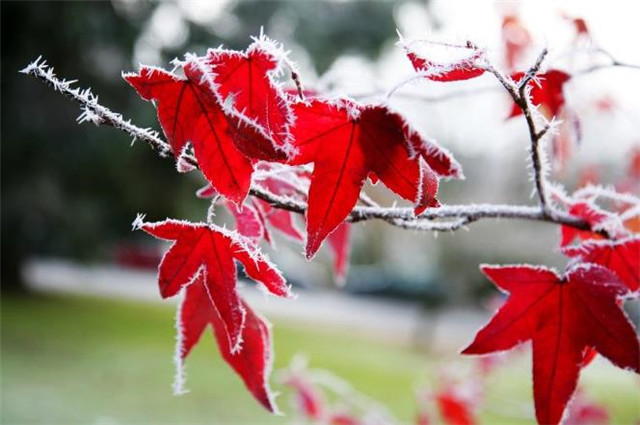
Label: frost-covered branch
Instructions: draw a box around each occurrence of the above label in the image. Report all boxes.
[485,49,553,216]
[20,57,173,157]
[573,47,640,76]
[23,56,597,235]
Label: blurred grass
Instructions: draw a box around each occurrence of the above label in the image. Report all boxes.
[1,293,638,424]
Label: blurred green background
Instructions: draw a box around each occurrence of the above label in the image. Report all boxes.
[2,1,639,424]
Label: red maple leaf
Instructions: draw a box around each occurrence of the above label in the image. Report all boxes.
[205,35,295,154]
[289,98,460,258]
[509,70,571,119]
[225,200,265,246]
[135,217,292,352]
[176,275,278,412]
[564,391,609,425]
[328,412,362,425]
[327,223,351,286]
[404,47,486,82]
[435,390,477,425]
[502,15,532,71]
[252,164,307,243]
[124,57,287,204]
[284,374,325,420]
[462,264,639,425]
[560,202,611,247]
[563,237,640,292]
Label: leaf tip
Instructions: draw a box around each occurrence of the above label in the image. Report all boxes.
[132,213,146,231]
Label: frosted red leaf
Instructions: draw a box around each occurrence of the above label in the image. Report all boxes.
[435,390,477,425]
[502,15,532,70]
[225,200,265,245]
[327,222,351,285]
[289,98,458,258]
[560,202,611,247]
[404,45,486,82]
[177,275,278,412]
[509,70,571,119]
[284,375,325,420]
[205,35,295,155]
[124,59,286,204]
[328,412,362,425]
[462,264,639,425]
[136,218,292,353]
[563,237,640,292]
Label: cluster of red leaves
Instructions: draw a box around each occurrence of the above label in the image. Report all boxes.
[460,188,639,424]
[126,35,460,260]
[123,29,640,423]
[125,33,461,412]
[134,216,292,411]
[282,365,394,425]
[402,28,639,425]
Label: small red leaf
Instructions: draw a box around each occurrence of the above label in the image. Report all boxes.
[509,70,571,119]
[327,222,351,285]
[560,202,611,247]
[463,263,639,425]
[255,200,304,242]
[196,183,218,199]
[176,275,278,412]
[435,390,477,425]
[284,375,325,420]
[502,15,532,70]
[564,392,609,425]
[205,35,295,155]
[253,165,306,243]
[328,412,362,425]
[403,44,485,82]
[225,200,265,245]
[563,237,640,292]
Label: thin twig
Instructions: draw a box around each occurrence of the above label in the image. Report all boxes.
[485,49,553,215]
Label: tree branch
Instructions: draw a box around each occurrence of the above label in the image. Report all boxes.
[22,56,598,236]
[485,49,553,216]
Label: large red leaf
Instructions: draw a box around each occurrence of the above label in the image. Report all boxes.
[289,99,460,258]
[205,35,295,155]
[176,275,278,412]
[462,264,639,425]
[509,70,571,119]
[124,59,286,204]
[136,217,292,352]
[563,237,640,292]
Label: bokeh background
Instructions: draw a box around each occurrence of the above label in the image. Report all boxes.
[2,1,639,424]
